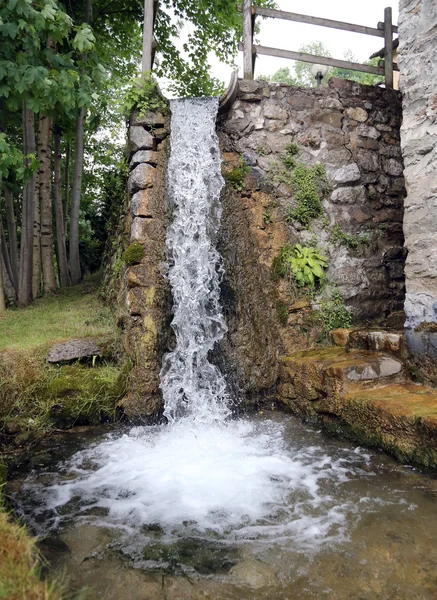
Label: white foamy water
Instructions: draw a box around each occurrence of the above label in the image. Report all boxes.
[24,418,371,549]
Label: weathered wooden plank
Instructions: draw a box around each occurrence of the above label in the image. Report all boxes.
[248,6,385,38]
[384,7,394,89]
[378,21,398,34]
[243,0,254,79]
[253,45,386,75]
[141,0,154,73]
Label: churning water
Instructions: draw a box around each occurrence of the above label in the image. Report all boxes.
[11,99,437,598]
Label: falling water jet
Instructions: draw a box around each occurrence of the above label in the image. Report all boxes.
[160,97,231,426]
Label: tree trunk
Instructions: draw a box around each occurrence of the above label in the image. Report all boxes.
[63,141,70,236]
[32,170,41,299]
[69,0,92,285]
[4,187,19,286]
[54,130,70,288]
[18,101,36,307]
[0,178,5,313]
[1,220,16,292]
[38,113,56,294]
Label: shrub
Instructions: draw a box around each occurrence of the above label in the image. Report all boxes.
[316,288,352,336]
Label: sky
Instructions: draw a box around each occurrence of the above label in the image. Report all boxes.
[209,0,399,86]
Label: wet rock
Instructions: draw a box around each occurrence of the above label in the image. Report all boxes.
[345,356,403,381]
[47,338,102,363]
[230,559,278,589]
[130,150,159,170]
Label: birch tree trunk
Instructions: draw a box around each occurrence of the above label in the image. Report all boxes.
[5,187,19,286]
[64,141,70,235]
[38,113,56,294]
[0,178,5,314]
[32,170,41,299]
[69,0,92,285]
[18,101,36,307]
[54,130,70,288]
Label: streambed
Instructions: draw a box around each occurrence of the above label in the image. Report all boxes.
[8,411,437,599]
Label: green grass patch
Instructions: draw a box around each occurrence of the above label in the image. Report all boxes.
[0,274,114,353]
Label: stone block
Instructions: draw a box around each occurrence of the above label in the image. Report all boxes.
[331,186,366,204]
[130,150,159,170]
[346,107,368,122]
[131,110,166,127]
[130,216,156,242]
[129,126,154,154]
[128,164,156,193]
[127,264,150,288]
[330,163,361,184]
[356,150,379,172]
[131,189,153,218]
[330,328,352,346]
[357,124,380,139]
[384,158,404,176]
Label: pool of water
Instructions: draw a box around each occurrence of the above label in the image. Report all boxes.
[8,412,437,599]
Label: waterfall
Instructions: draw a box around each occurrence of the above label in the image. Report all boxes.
[160,98,230,425]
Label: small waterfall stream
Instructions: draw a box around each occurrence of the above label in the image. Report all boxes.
[161,98,230,424]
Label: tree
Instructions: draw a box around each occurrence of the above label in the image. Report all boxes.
[262,42,383,88]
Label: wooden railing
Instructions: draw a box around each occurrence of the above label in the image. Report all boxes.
[239,1,398,88]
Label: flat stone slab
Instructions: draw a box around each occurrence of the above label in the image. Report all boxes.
[345,356,403,381]
[47,339,101,363]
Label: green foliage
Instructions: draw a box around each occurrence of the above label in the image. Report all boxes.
[224,157,251,190]
[273,244,328,288]
[285,163,330,226]
[276,301,289,326]
[123,242,145,266]
[281,142,299,168]
[262,210,272,225]
[316,288,352,336]
[121,73,167,118]
[329,224,371,249]
[260,66,298,86]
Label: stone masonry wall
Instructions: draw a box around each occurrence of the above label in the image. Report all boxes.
[398,0,437,381]
[119,109,171,419]
[219,79,406,324]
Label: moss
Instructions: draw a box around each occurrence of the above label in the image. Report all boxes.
[123,242,144,266]
[415,322,437,333]
[224,158,251,190]
[276,302,289,326]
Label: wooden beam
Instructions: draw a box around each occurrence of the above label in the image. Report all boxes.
[250,6,385,38]
[141,0,154,74]
[378,21,398,34]
[243,0,254,79]
[383,7,394,89]
[252,45,386,75]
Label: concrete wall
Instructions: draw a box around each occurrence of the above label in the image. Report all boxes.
[398,0,437,379]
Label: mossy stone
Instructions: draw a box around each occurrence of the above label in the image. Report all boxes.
[123,242,145,265]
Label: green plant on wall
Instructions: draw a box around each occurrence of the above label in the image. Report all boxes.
[316,287,352,336]
[225,157,251,190]
[121,73,168,118]
[329,224,371,249]
[272,244,328,288]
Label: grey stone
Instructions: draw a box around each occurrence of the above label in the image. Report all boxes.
[130,150,159,170]
[230,560,278,589]
[357,124,380,139]
[330,163,361,184]
[128,164,155,193]
[331,186,366,204]
[129,126,154,154]
[385,158,404,176]
[47,339,101,363]
[131,110,166,127]
[357,150,379,172]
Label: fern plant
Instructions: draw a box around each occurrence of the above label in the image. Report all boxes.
[274,244,328,288]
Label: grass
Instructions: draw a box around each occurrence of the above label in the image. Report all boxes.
[0,273,126,434]
[0,510,63,600]
[0,273,114,352]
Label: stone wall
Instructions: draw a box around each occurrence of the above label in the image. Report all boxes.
[219,79,406,326]
[398,0,437,382]
[118,109,171,419]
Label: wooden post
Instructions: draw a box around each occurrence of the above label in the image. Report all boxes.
[142,0,154,74]
[383,7,393,89]
[243,0,253,79]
